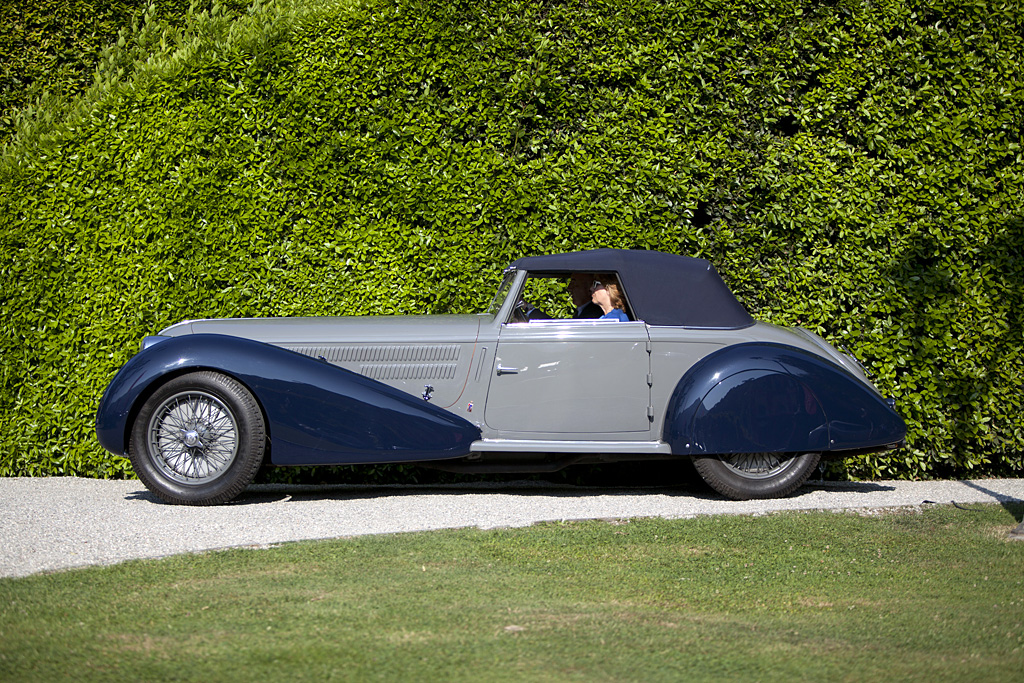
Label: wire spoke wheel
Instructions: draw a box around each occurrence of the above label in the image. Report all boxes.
[721,452,796,480]
[148,391,239,485]
[130,371,265,505]
[692,451,820,500]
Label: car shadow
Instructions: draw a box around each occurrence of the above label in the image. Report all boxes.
[124,478,898,506]
[802,480,896,493]
[125,482,710,506]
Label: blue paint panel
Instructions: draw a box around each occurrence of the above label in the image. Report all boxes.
[664,343,906,455]
[692,369,830,453]
[96,335,480,465]
[769,351,905,451]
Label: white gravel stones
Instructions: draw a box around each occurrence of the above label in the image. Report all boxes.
[2,476,1022,578]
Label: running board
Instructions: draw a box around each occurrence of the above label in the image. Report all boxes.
[469,439,672,455]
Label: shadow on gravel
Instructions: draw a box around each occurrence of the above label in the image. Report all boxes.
[125,461,715,505]
[125,484,713,506]
[123,473,899,507]
[124,489,160,503]
[803,481,896,493]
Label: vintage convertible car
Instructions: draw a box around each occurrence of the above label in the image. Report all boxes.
[96,249,906,505]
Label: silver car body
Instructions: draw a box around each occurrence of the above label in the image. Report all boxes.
[161,268,876,453]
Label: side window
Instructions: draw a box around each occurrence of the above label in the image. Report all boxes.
[519,276,574,319]
[507,273,635,323]
[507,275,574,323]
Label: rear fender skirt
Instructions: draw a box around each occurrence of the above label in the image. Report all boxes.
[663,342,906,455]
[96,334,480,465]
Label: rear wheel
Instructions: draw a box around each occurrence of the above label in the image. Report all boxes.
[692,452,820,500]
[129,371,265,505]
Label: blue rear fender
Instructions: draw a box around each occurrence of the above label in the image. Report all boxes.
[96,334,481,465]
[663,342,906,456]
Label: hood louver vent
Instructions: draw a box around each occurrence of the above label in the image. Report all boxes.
[287,344,461,381]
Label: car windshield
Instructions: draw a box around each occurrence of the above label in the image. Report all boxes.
[485,269,517,317]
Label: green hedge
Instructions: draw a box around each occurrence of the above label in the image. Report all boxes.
[0,0,254,143]
[1,0,1022,480]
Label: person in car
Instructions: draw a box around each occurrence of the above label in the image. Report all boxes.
[590,277,629,321]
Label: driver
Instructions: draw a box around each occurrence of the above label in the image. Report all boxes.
[568,273,603,319]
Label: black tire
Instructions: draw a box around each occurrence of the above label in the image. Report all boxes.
[691,452,820,501]
[128,371,266,505]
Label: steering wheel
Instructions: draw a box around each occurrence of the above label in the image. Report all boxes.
[512,299,530,323]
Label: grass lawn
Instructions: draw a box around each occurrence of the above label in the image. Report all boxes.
[1,502,1022,681]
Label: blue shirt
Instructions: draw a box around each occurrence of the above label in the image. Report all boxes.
[599,308,629,321]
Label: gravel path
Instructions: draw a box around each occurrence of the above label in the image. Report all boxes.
[2,476,1022,578]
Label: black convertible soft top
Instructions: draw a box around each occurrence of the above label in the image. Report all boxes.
[512,249,754,329]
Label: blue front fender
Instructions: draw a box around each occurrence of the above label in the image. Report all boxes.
[96,335,481,465]
[663,343,906,456]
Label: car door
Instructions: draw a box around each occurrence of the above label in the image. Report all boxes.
[483,319,652,437]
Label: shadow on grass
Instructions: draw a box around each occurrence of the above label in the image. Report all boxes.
[960,479,1024,524]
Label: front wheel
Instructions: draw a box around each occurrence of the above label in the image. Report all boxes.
[691,452,820,501]
[129,371,266,505]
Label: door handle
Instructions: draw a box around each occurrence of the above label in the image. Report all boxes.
[496,365,519,376]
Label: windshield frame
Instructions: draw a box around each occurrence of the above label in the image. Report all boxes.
[484,267,517,318]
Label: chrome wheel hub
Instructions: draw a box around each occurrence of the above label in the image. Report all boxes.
[182,429,201,448]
